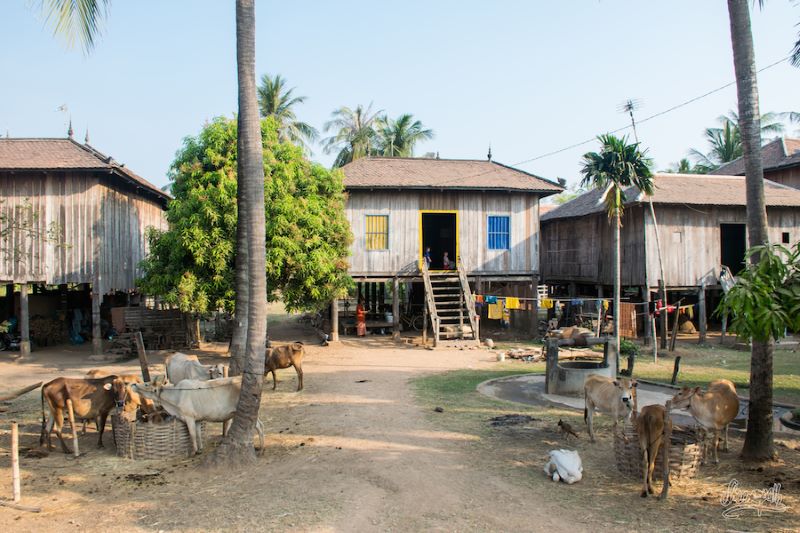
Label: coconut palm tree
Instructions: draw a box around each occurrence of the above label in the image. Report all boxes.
[580,134,653,365]
[727,0,774,461]
[689,112,786,172]
[38,0,109,52]
[375,114,434,157]
[257,73,318,152]
[323,104,382,167]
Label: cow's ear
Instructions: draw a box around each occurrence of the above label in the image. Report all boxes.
[103,383,112,391]
[632,381,638,388]
[693,386,701,393]
[612,380,619,387]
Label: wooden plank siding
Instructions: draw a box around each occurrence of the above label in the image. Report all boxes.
[345,190,541,277]
[0,171,167,291]
[541,203,800,289]
[766,167,800,190]
[540,207,646,286]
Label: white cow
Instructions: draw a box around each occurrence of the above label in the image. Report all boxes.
[584,374,637,442]
[165,353,225,384]
[132,377,264,455]
[543,449,583,484]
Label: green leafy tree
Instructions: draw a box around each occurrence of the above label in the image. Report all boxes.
[138,116,353,316]
[257,73,319,152]
[323,103,382,167]
[375,113,434,157]
[662,158,704,174]
[581,134,653,361]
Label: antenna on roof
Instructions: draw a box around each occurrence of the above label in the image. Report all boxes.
[67,118,74,139]
[84,128,90,144]
[618,99,643,143]
[487,144,492,161]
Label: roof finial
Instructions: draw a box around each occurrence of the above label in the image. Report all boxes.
[67,118,74,139]
[487,144,492,161]
[84,128,90,144]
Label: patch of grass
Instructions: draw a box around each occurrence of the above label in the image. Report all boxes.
[633,344,800,405]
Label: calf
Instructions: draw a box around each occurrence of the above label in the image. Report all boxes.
[670,379,739,464]
[132,377,264,455]
[265,342,304,391]
[165,353,225,384]
[82,370,156,429]
[635,403,672,499]
[40,375,120,453]
[584,374,637,442]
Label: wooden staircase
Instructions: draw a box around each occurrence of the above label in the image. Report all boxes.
[421,261,479,347]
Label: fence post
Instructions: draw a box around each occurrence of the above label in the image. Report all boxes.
[134,331,151,382]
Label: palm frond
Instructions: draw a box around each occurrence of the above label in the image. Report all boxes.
[41,0,109,53]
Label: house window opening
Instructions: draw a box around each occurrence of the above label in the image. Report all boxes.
[720,223,747,274]
[488,215,510,250]
[366,215,388,250]
[782,232,790,244]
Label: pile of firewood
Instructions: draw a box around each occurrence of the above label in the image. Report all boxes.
[30,317,68,346]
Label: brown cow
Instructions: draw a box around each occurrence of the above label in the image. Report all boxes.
[40,376,120,453]
[584,375,637,442]
[83,370,159,428]
[635,403,672,499]
[265,342,304,391]
[670,379,739,464]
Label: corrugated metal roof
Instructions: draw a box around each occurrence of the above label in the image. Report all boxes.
[0,138,169,204]
[542,173,800,221]
[710,137,800,175]
[341,157,563,194]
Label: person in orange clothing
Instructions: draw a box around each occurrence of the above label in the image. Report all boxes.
[356,297,367,336]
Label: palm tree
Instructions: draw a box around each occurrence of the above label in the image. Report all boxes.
[727,0,774,461]
[212,0,268,464]
[663,158,701,174]
[257,73,318,152]
[580,134,653,366]
[375,114,434,157]
[689,112,786,172]
[322,104,382,167]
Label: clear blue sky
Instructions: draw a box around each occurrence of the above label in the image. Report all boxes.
[1,1,798,191]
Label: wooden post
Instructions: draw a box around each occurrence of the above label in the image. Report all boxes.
[545,339,559,394]
[392,278,400,340]
[651,316,658,363]
[19,283,30,356]
[66,399,79,457]
[659,280,668,350]
[91,281,102,356]
[422,288,428,347]
[697,282,707,345]
[11,421,20,502]
[670,356,682,385]
[330,299,339,342]
[720,314,728,344]
[134,331,151,382]
[669,299,682,352]
[642,285,652,346]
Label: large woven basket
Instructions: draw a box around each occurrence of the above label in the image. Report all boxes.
[112,413,206,460]
[614,424,702,482]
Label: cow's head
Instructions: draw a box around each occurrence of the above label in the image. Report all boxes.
[614,378,637,410]
[208,364,226,379]
[290,341,304,356]
[131,379,164,405]
[110,377,130,410]
[670,386,700,410]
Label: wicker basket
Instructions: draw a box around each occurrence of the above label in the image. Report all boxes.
[614,424,703,482]
[112,413,206,460]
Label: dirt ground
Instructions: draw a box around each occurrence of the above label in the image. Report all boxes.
[0,309,798,532]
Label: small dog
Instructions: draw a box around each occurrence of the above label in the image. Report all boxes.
[558,419,579,439]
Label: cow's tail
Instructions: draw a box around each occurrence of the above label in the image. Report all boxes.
[39,385,46,445]
[583,406,588,423]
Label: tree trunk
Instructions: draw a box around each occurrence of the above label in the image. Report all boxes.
[613,197,621,372]
[727,0,774,460]
[229,204,248,376]
[211,0,267,465]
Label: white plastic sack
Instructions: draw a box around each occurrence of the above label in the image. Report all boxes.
[543,449,583,484]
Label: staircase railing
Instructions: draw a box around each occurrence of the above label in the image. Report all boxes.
[421,261,440,346]
[456,260,479,340]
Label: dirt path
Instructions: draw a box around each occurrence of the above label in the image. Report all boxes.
[0,312,578,532]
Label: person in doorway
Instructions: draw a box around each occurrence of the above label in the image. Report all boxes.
[356,297,367,336]
[424,246,432,268]
[442,251,452,270]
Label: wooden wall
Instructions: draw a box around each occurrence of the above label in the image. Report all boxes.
[346,190,542,276]
[540,207,647,287]
[0,171,167,292]
[645,204,800,287]
[766,167,800,190]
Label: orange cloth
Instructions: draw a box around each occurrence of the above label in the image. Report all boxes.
[356,304,366,336]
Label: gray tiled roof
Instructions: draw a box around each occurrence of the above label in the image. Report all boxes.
[541,173,800,221]
[341,157,563,195]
